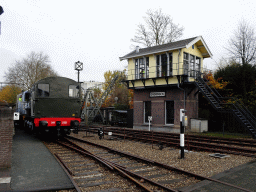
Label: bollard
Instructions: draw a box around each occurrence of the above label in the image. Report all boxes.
[180,109,187,159]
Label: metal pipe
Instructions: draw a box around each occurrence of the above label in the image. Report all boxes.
[178,49,181,75]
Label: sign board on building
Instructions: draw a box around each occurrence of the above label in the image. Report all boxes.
[13,112,19,120]
[150,92,165,97]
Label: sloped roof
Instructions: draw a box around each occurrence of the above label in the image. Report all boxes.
[119,36,212,60]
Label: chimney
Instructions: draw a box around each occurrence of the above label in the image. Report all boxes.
[135,46,140,53]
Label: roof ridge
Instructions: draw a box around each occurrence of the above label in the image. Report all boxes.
[119,36,212,60]
[138,36,199,50]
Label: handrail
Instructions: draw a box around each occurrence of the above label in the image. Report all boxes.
[127,62,208,80]
[199,72,222,97]
[220,97,256,127]
[196,72,222,104]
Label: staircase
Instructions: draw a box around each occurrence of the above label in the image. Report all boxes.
[195,75,256,139]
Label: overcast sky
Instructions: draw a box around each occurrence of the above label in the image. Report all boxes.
[1,0,256,84]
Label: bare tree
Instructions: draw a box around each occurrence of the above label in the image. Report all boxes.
[5,52,58,90]
[131,9,184,47]
[227,20,256,65]
[225,20,256,98]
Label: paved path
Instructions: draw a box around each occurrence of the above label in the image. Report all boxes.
[180,160,256,192]
[9,128,74,191]
[1,128,256,191]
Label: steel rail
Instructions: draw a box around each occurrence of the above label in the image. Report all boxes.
[57,140,115,170]
[81,126,256,146]
[43,141,81,192]
[53,153,81,192]
[67,135,254,192]
[116,165,179,192]
[101,127,256,145]
[131,134,256,154]
[62,138,127,170]
[135,131,256,144]
[109,164,154,192]
[55,153,74,176]
[97,131,256,157]
[57,140,156,192]
[64,138,179,192]
[85,128,256,157]
[183,144,256,157]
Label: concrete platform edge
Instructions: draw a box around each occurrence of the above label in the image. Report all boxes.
[178,159,256,192]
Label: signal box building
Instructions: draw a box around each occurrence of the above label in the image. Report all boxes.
[120,36,212,132]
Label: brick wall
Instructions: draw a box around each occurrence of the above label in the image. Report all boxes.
[133,85,198,131]
[0,107,13,168]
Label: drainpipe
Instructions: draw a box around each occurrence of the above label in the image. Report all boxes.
[177,84,186,113]
[178,49,181,76]
[177,48,185,110]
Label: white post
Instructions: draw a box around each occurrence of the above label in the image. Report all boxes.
[180,109,185,159]
[148,116,152,131]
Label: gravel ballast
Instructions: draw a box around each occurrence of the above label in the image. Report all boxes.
[71,132,255,179]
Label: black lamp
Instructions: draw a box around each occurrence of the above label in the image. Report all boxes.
[74,61,83,83]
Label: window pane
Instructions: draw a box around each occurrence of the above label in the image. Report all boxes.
[139,58,145,79]
[166,101,174,124]
[184,52,189,60]
[169,53,173,76]
[69,85,79,98]
[190,55,195,77]
[196,57,201,76]
[144,101,151,123]
[135,59,139,79]
[146,57,149,78]
[184,53,189,75]
[37,84,49,97]
[162,54,167,76]
[157,55,161,77]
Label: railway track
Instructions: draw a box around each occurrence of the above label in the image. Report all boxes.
[44,139,140,191]
[49,135,253,192]
[81,126,256,158]
[46,137,199,192]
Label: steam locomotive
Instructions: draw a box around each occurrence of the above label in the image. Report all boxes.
[13,77,81,136]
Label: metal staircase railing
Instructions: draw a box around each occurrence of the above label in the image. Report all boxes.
[195,73,256,139]
[221,97,256,138]
[195,74,223,111]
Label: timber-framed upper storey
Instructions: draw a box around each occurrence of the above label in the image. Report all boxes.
[120,36,212,89]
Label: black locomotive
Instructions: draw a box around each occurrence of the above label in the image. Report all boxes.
[13,77,81,136]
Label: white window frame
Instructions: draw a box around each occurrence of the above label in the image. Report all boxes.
[156,53,172,77]
[190,54,195,77]
[184,52,201,77]
[135,57,149,79]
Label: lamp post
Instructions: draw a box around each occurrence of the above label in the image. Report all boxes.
[75,61,83,83]
[75,61,83,100]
